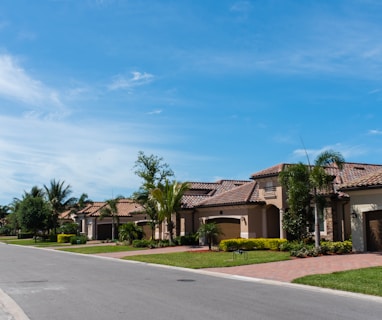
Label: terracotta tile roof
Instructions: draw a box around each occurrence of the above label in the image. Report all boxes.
[58,209,72,220]
[77,200,144,217]
[250,163,286,179]
[181,180,251,208]
[338,168,382,190]
[196,181,264,207]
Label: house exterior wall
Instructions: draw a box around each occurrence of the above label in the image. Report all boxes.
[344,188,382,252]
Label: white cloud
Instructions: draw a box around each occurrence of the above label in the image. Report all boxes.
[108,71,154,91]
[368,129,382,135]
[0,54,68,118]
[147,109,162,115]
[0,113,185,203]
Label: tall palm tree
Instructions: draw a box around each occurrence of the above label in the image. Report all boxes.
[100,196,123,241]
[310,150,344,247]
[150,180,189,244]
[44,179,76,233]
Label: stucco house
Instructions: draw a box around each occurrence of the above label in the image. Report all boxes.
[339,168,382,252]
[74,199,146,240]
[62,162,382,251]
[178,162,382,245]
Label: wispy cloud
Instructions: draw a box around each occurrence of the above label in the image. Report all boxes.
[0,54,68,118]
[108,71,154,91]
[0,113,177,203]
[293,144,367,163]
[368,129,382,135]
[230,1,252,12]
[146,109,162,115]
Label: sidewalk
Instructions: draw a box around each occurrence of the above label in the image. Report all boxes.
[94,246,382,283]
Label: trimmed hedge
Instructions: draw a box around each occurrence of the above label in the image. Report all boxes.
[70,235,87,245]
[219,238,288,252]
[57,234,76,243]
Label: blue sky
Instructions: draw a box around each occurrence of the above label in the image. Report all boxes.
[1,0,382,204]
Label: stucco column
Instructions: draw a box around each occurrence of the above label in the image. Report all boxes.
[279,208,286,239]
[262,207,268,238]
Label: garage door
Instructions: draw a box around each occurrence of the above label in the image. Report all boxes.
[97,224,112,240]
[209,218,240,241]
[366,211,382,251]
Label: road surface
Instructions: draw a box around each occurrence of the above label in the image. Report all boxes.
[1,243,382,320]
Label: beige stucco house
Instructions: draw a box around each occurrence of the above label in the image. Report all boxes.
[339,168,382,252]
[74,199,146,240]
[178,162,382,246]
[62,162,382,251]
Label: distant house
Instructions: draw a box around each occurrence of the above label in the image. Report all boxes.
[73,199,146,240]
[339,168,382,252]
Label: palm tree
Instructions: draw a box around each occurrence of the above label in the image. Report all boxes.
[44,179,76,233]
[196,222,222,250]
[119,222,143,245]
[150,180,189,244]
[279,150,345,247]
[310,150,344,247]
[100,196,123,241]
[279,163,312,240]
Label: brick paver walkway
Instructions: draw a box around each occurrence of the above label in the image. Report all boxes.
[205,253,382,282]
[94,246,382,283]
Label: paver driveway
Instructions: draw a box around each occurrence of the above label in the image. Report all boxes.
[94,246,382,282]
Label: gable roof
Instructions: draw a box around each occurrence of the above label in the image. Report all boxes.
[196,181,264,207]
[77,199,144,217]
[338,168,382,190]
[181,180,251,209]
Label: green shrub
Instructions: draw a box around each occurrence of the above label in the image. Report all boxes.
[70,235,87,245]
[320,240,352,254]
[175,234,198,246]
[219,238,287,252]
[58,223,79,235]
[57,234,76,243]
[132,239,151,248]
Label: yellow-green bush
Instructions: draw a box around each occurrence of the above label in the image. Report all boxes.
[57,234,76,243]
[219,238,287,252]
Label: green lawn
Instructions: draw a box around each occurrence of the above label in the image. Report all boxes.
[293,267,382,297]
[123,250,291,268]
[59,245,146,254]
[0,238,69,247]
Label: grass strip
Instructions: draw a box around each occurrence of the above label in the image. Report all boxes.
[59,245,145,254]
[292,267,382,297]
[123,250,291,269]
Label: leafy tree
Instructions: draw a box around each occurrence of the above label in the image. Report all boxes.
[133,151,174,239]
[119,222,143,245]
[16,195,51,241]
[44,179,76,233]
[196,222,222,250]
[279,163,312,240]
[150,180,189,244]
[0,205,10,227]
[279,150,345,246]
[100,196,124,241]
[310,150,344,247]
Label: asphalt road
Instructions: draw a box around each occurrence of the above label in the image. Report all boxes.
[1,243,382,320]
